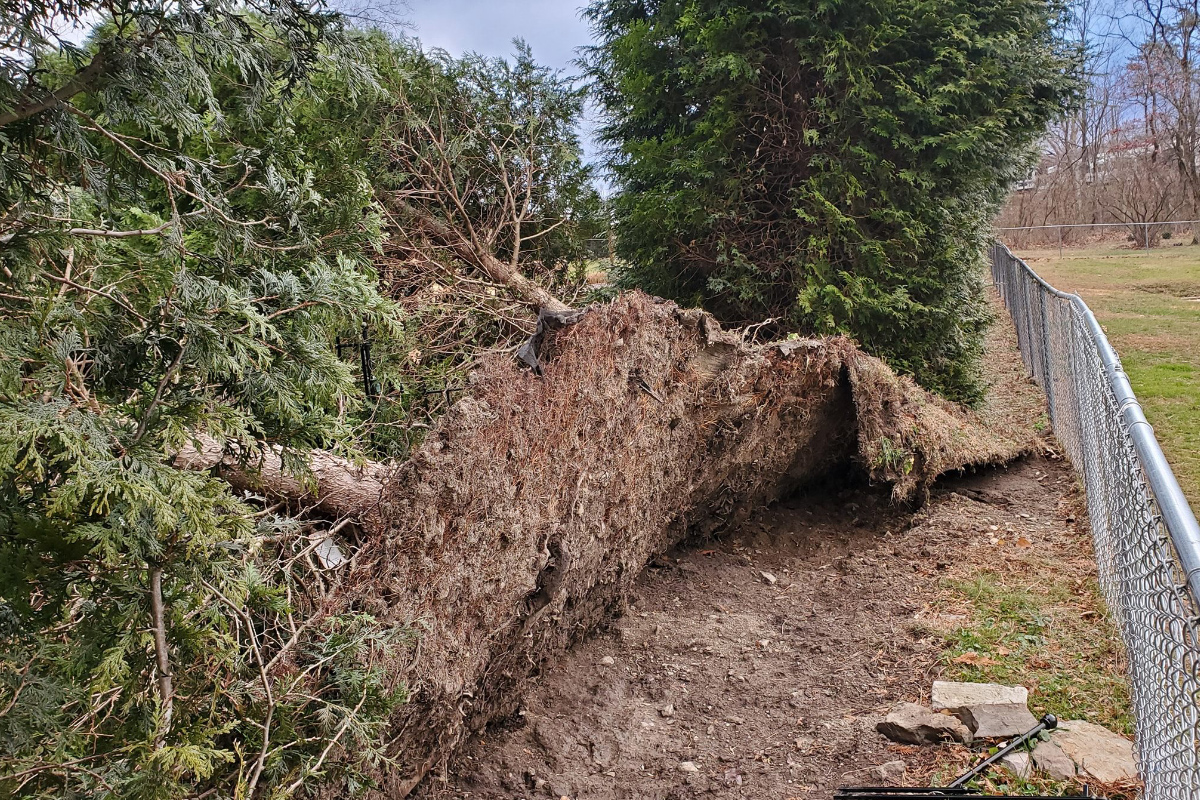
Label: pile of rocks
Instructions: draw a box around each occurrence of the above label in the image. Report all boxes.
[875,681,1137,786]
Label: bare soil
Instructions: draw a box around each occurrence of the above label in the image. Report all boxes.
[367,293,1040,795]
[416,447,1098,800]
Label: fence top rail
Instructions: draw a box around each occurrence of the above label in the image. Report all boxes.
[994,241,1200,606]
[994,220,1200,231]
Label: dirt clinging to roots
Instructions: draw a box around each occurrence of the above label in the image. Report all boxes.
[350,292,1037,796]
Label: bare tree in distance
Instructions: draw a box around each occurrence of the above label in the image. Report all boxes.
[997,0,1200,246]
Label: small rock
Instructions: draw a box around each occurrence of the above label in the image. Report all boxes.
[959,703,1039,739]
[869,760,907,783]
[1031,740,1076,781]
[760,571,778,585]
[590,737,619,768]
[726,715,745,725]
[1052,720,1137,784]
[660,703,675,718]
[548,780,572,798]
[932,681,1028,712]
[599,656,615,666]
[678,761,700,773]
[876,702,972,745]
[999,751,1032,779]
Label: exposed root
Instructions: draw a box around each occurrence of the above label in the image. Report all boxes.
[335,292,1034,796]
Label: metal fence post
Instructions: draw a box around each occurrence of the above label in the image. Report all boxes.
[1040,291,1054,418]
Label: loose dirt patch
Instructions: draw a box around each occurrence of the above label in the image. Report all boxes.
[416,448,1121,799]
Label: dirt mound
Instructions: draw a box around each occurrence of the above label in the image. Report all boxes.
[349,292,1038,795]
[420,453,1089,800]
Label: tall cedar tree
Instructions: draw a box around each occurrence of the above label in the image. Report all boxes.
[585,0,1076,402]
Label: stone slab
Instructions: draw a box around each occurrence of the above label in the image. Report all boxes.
[960,702,1039,739]
[1000,751,1032,779]
[1052,720,1137,785]
[876,702,972,746]
[931,681,1028,712]
[1031,739,1077,782]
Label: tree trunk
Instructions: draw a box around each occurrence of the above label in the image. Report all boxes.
[173,435,388,524]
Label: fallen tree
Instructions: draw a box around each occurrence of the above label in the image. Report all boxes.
[172,434,390,524]
[266,291,1035,796]
[160,187,1041,794]
[175,292,1037,795]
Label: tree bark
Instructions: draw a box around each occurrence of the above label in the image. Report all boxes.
[0,50,108,128]
[173,435,389,524]
[148,565,173,748]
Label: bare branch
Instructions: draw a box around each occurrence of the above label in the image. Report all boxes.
[0,50,109,128]
[149,566,174,748]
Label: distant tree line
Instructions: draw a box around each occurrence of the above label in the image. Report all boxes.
[998,0,1200,247]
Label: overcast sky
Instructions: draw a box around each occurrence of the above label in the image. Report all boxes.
[394,0,606,178]
[400,0,594,74]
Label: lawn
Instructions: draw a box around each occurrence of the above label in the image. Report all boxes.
[1010,244,1200,507]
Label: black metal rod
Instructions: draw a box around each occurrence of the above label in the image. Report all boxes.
[947,714,1058,790]
[359,321,375,399]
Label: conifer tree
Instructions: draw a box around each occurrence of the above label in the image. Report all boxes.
[585,0,1077,402]
[1,3,407,797]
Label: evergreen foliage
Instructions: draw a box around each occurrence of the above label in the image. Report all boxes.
[317,34,604,458]
[1,4,605,794]
[0,3,408,797]
[380,39,603,274]
[585,0,1077,402]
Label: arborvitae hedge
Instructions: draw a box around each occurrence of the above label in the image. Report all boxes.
[586,0,1075,403]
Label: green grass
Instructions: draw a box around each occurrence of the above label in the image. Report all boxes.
[931,565,1135,797]
[930,759,1086,798]
[1015,244,1200,506]
[940,570,1133,736]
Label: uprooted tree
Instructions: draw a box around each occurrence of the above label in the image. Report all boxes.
[0,3,407,797]
[1,1,1059,799]
[0,5,607,796]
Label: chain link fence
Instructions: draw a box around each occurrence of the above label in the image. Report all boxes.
[990,241,1200,799]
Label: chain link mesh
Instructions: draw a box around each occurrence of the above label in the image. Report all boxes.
[990,242,1200,798]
